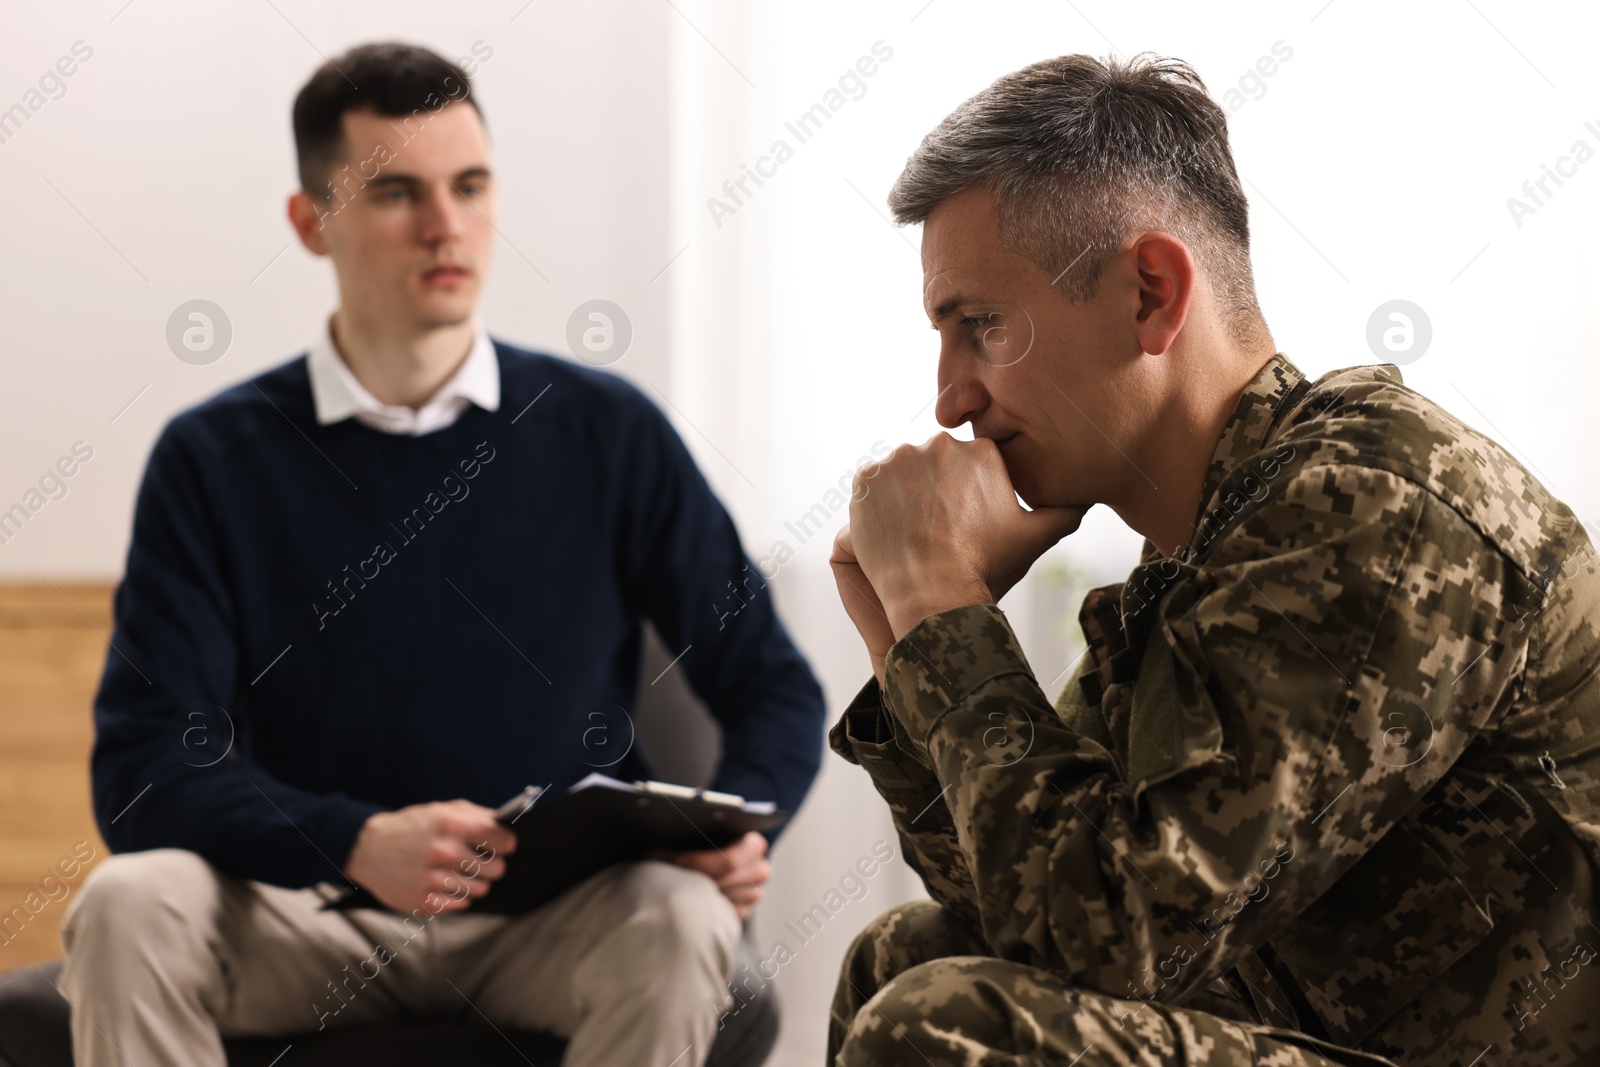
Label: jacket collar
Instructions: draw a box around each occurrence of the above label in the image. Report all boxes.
[1184,352,1310,559]
[1073,352,1311,719]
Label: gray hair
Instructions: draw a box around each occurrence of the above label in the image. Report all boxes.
[889,53,1266,348]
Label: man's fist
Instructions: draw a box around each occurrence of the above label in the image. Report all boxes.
[830,523,895,687]
[344,799,517,914]
[847,433,1085,637]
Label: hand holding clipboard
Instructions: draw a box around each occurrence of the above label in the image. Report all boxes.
[325,774,788,916]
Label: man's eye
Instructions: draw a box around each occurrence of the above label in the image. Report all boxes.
[963,315,995,331]
[458,182,483,196]
[378,188,410,202]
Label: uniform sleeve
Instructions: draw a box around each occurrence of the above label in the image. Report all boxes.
[91,419,385,888]
[879,463,1539,998]
[827,678,983,931]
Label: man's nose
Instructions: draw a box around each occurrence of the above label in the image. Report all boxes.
[935,370,986,430]
[419,184,468,243]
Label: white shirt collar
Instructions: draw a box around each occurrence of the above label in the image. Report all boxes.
[306,314,500,436]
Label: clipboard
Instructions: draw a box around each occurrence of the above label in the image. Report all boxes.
[323,774,789,916]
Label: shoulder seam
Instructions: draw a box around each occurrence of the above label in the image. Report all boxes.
[1276,459,1540,593]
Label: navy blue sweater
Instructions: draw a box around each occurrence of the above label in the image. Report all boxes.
[91,340,825,889]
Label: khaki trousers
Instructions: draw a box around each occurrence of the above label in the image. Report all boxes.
[58,848,742,1067]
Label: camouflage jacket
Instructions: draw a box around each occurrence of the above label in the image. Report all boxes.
[829,354,1600,1065]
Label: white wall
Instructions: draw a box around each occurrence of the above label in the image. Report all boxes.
[0,1,675,576]
[5,2,1600,1066]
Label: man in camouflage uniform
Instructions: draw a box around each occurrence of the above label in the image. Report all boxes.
[826,53,1599,1067]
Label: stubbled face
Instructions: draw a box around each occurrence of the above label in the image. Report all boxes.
[296,102,496,331]
[924,185,1157,511]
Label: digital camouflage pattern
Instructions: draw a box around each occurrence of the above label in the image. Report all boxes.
[828,354,1600,1066]
[828,898,1398,1065]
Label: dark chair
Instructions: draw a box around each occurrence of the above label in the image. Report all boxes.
[0,937,777,1067]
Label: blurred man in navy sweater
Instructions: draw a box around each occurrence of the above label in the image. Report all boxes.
[58,41,824,1067]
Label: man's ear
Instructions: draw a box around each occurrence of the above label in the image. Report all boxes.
[287,190,332,257]
[1129,231,1194,356]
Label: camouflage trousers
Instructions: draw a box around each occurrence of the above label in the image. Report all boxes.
[828,900,1398,1067]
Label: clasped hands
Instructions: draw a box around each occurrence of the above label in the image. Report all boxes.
[829,433,1086,688]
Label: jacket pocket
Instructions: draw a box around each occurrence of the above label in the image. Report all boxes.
[1266,815,1496,1045]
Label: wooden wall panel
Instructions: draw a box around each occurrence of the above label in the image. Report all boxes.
[0,582,112,970]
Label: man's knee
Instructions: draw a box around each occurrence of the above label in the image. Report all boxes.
[848,898,946,947]
[613,860,741,966]
[840,898,986,991]
[838,956,1004,1064]
[836,956,1124,1067]
[62,848,219,953]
